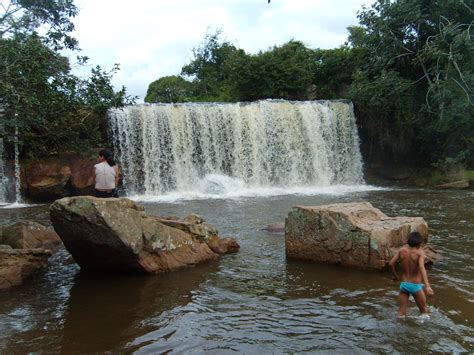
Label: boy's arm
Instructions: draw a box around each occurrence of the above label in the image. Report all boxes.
[418,252,434,296]
[389,251,400,280]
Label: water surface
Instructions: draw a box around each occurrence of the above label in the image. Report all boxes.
[0,189,472,353]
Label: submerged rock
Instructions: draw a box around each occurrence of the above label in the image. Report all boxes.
[285,202,440,270]
[0,248,52,290]
[434,180,469,189]
[262,223,285,234]
[50,196,239,273]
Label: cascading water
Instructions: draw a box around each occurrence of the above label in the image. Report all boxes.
[109,99,364,197]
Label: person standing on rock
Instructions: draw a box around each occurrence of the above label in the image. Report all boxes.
[94,149,120,198]
[389,231,434,318]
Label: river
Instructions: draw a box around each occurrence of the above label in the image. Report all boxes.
[0,188,472,353]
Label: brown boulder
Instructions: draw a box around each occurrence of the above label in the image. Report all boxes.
[0,248,52,290]
[206,235,240,254]
[25,159,72,200]
[50,196,239,273]
[1,221,62,251]
[285,202,439,270]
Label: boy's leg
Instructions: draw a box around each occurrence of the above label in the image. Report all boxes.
[398,292,409,317]
[413,290,429,314]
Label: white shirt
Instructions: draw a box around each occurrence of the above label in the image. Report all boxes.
[94,161,116,190]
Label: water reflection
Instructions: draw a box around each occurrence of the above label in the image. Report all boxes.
[61,263,219,353]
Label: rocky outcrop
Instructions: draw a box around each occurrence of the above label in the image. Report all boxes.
[0,247,52,290]
[22,155,96,201]
[1,221,62,251]
[50,196,239,273]
[24,160,72,200]
[285,202,440,270]
[0,221,61,290]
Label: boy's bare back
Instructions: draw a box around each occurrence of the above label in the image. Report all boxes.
[398,246,425,283]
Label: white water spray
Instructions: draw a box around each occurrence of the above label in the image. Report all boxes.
[109,100,364,197]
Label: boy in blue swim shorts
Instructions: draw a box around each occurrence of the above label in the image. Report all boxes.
[389,231,434,317]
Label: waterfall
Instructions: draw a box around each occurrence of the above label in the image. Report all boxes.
[108,100,364,197]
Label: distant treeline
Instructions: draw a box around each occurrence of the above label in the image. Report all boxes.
[146,0,473,169]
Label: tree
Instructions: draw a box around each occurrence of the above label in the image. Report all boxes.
[0,0,134,157]
[181,29,246,101]
[144,75,195,103]
[229,40,316,101]
[348,0,474,167]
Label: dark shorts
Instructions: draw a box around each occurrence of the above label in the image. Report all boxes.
[95,189,116,198]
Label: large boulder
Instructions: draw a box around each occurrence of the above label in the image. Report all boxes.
[50,196,239,273]
[0,247,52,290]
[285,202,439,270]
[1,221,62,251]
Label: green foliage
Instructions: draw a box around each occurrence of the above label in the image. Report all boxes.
[145,75,195,103]
[181,29,246,101]
[349,0,474,166]
[0,1,134,158]
[229,40,316,101]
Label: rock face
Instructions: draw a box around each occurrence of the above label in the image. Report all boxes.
[0,247,52,290]
[1,221,62,250]
[50,196,239,273]
[22,155,96,201]
[285,202,439,270]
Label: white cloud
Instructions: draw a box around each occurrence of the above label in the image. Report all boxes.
[71,0,375,100]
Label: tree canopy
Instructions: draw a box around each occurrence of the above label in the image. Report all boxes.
[0,0,134,157]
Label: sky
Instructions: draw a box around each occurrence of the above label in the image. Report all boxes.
[70,0,375,101]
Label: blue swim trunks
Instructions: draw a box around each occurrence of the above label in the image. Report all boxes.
[400,281,424,295]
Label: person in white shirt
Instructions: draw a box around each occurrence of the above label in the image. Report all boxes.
[94,149,120,198]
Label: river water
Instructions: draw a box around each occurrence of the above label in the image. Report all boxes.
[0,188,472,353]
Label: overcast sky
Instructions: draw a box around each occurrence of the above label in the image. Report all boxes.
[70,0,375,100]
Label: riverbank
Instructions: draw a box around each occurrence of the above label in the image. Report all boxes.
[364,163,474,189]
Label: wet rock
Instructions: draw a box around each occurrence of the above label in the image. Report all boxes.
[154,215,218,239]
[434,180,469,189]
[1,221,62,251]
[285,202,439,270]
[50,196,239,273]
[0,248,52,290]
[262,223,285,234]
[206,235,240,254]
